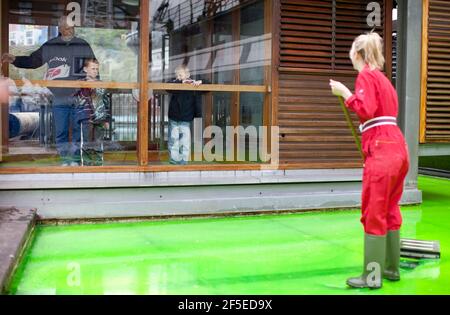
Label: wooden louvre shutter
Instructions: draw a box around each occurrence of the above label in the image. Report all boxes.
[280,1,333,70]
[335,0,385,71]
[422,0,450,142]
[278,0,392,168]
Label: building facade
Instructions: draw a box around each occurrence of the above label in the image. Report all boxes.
[0,0,430,219]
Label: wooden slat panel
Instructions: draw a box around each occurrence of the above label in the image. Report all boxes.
[280,0,333,70]
[424,0,450,142]
[277,73,361,166]
[277,1,390,167]
[335,0,385,70]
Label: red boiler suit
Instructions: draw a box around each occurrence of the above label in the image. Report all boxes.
[345,65,410,236]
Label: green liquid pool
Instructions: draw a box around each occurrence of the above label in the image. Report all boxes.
[8,176,450,294]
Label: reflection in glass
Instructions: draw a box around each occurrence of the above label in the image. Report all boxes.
[149,0,270,165]
[240,92,263,162]
[150,0,270,84]
[2,1,141,168]
[210,92,231,161]
[240,1,265,85]
[212,92,231,130]
[213,14,233,84]
[240,92,263,128]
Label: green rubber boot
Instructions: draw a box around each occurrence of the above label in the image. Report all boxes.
[347,233,386,289]
[384,230,401,281]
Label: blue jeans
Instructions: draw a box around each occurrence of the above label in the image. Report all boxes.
[53,105,89,164]
[168,119,191,164]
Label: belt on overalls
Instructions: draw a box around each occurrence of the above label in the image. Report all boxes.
[359,116,397,133]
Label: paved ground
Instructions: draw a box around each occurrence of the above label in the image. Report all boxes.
[6,176,449,294]
[0,207,36,294]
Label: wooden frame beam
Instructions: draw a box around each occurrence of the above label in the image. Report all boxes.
[384,0,393,81]
[13,80,138,89]
[262,0,272,162]
[12,80,267,92]
[0,161,363,174]
[138,0,150,166]
[271,0,280,143]
[150,83,267,93]
[420,0,429,144]
[1,0,9,157]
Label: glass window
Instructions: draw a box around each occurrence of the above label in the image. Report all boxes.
[1,0,142,168]
[240,1,265,86]
[213,14,234,84]
[240,92,264,162]
[149,0,271,165]
[0,0,272,171]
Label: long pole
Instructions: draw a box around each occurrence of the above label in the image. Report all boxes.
[338,96,364,159]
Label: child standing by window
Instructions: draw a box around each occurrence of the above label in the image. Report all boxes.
[74,58,110,166]
[167,65,202,165]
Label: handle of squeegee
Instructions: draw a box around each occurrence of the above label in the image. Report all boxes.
[338,96,364,160]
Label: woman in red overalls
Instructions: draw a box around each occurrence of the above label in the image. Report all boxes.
[329,32,410,289]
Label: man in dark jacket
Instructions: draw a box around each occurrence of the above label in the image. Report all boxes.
[167,65,202,165]
[2,15,97,166]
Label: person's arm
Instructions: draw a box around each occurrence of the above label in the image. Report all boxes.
[185,78,202,86]
[0,78,10,104]
[12,45,45,69]
[344,72,378,121]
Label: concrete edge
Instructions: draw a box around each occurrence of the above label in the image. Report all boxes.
[0,169,364,190]
[0,208,37,295]
[0,183,422,221]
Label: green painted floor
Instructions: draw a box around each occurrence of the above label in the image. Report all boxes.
[8,176,450,295]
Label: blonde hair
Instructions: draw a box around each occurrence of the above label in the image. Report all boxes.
[350,32,385,70]
[175,65,190,79]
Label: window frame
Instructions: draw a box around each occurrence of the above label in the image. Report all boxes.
[0,0,276,174]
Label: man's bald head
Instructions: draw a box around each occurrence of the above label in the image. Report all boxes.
[58,15,75,41]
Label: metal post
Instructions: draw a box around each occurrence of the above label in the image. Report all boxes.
[396,0,422,189]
